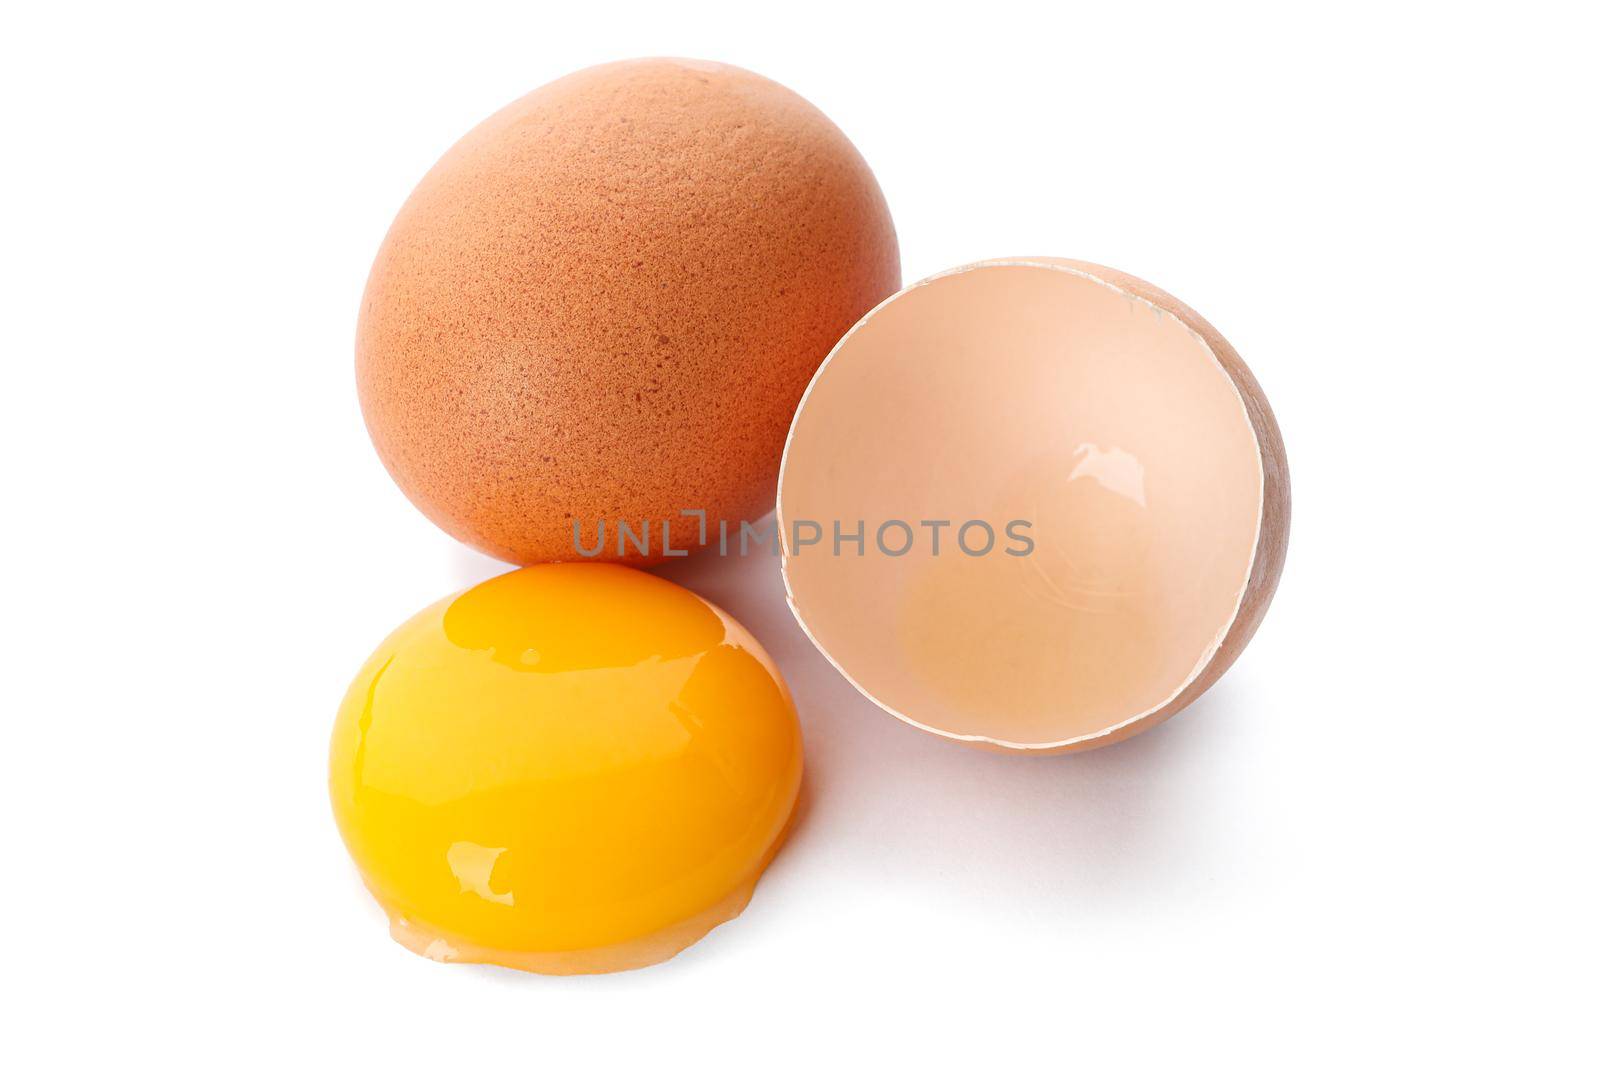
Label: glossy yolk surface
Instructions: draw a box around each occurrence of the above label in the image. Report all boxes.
[329,564,803,974]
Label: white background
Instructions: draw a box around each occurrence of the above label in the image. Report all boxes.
[6,2,1597,1062]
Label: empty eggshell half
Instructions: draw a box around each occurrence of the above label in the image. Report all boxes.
[777,259,1289,753]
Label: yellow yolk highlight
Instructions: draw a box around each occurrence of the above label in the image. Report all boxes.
[329,564,804,974]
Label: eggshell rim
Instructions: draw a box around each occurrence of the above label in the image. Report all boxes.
[775,257,1287,754]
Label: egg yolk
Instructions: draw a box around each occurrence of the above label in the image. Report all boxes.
[329,564,804,974]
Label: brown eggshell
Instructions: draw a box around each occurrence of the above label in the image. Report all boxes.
[1040,259,1290,754]
[358,58,900,563]
[777,258,1290,754]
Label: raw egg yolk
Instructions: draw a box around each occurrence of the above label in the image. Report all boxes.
[329,564,803,974]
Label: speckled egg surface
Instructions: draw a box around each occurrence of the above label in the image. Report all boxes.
[357,58,900,563]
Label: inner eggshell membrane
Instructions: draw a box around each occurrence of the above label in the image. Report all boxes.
[778,262,1263,748]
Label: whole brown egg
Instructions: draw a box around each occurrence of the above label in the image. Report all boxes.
[357,58,900,564]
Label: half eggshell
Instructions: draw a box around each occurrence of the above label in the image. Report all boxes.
[777,259,1289,753]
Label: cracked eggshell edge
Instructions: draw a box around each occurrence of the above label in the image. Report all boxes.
[774,257,1291,755]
